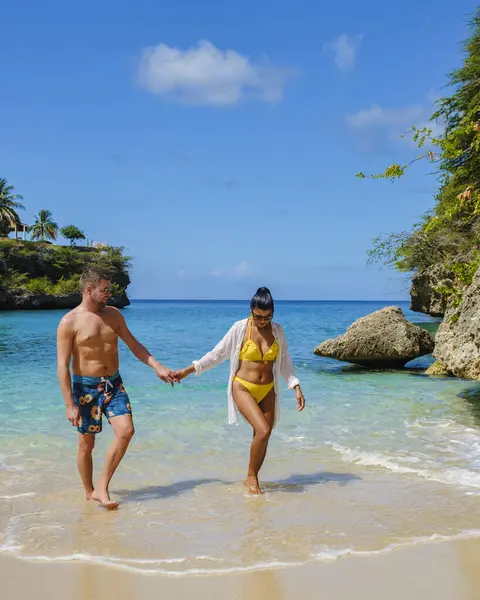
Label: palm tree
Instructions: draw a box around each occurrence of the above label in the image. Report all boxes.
[0,178,25,236]
[30,209,59,242]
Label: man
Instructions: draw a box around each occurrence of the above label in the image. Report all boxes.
[57,267,177,509]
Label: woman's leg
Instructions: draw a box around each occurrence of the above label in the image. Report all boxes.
[233,382,275,495]
[256,389,275,473]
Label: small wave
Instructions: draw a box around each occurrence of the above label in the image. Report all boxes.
[328,443,480,489]
[2,529,480,576]
[0,548,305,575]
[0,493,35,500]
[313,530,480,561]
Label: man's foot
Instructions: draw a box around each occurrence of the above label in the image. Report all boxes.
[91,489,119,510]
[244,475,262,496]
[85,490,94,501]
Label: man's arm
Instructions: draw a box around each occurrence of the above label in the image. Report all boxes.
[57,316,81,426]
[116,310,177,385]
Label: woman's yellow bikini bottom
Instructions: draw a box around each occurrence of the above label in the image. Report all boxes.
[234,377,274,403]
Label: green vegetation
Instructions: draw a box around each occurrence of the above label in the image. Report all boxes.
[0,177,131,307]
[0,178,24,237]
[360,10,480,307]
[30,209,59,241]
[0,239,130,300]
[60,225,86,246]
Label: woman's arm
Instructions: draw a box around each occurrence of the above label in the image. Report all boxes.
[174,324,237,380]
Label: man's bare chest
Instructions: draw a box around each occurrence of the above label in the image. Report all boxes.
[75,318,118,347]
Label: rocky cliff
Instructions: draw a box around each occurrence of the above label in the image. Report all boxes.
[0,288,129,310]
[409,265,454,317]
[430,267,480,380]
[0,240,130,310]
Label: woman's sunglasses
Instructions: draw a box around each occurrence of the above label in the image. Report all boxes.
[252,312,273,322]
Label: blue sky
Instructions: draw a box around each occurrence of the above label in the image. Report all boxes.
[1,0,476,299]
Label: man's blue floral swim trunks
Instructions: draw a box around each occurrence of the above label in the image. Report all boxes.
[72,372,132,434]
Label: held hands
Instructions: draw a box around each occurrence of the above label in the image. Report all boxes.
[154,363,180,386]
[295,386,306,412]
[172,366,194,381]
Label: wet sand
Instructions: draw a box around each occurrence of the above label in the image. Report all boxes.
[3,537,480,600]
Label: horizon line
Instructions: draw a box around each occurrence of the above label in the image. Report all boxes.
[129,298,410,303]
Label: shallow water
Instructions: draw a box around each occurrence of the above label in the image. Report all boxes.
[1,300,480,574]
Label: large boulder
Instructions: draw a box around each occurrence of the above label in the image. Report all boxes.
[410,265,455,317]
[433,268,480,380]
[313,306,434,368]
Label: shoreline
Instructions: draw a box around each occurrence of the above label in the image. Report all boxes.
[3,536,480,600]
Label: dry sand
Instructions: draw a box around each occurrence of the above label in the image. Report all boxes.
[3,536,480,600]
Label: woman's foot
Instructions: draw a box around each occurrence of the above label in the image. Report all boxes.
[91,489,119,510]
[244,475,262,495]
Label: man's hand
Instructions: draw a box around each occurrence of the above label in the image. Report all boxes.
[154,364,179,386]
[295,386,306,412]
[66,403,81,427]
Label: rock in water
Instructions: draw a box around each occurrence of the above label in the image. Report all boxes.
[433,268,480,380]
[313,306,434,368]
[425,361,451,376]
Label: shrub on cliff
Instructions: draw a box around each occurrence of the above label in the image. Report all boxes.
[60,225,86,246]
[0,240,131,298]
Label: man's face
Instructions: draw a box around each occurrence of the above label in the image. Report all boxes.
[89,280,111,307]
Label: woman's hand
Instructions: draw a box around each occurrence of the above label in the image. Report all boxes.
[173,365,195,381]
[295,386,305,412]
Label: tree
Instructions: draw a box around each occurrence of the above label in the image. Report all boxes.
[358,9,480,287]
[0,178,25,237]
[30,209,59,242]
[60,225,86,246]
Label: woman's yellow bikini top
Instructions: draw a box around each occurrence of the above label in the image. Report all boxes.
[239,319,279,362]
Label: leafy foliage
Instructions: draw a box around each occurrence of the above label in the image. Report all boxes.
[0,178,25,237]
[0,240,131,298]
[359,11,480,308]
[60,225,86,246]
[30,209,59,241]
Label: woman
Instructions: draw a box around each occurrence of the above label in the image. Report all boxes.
[174,287,306,495]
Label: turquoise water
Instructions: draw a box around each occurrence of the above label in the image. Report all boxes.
[1,300,480,574]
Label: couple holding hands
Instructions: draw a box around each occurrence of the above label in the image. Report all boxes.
[57,268,305,508]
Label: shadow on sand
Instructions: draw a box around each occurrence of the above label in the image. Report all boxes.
[114,478,228,502]
[114,471,360,501]
[263,470,360,493]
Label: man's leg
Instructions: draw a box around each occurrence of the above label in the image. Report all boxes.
[92,415,134,508]
[77,433,95,500]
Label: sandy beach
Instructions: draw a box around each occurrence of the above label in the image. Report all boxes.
[2,536,480,600]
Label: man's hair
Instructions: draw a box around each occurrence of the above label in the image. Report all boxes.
[80,267,111,292]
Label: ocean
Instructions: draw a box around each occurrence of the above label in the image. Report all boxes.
[1,300,480,575]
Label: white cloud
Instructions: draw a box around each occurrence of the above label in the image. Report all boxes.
[346,101,442,150]
[211,261,251,280]
[324,34,363,71]
[347,104,427,137]
[137,40,292,106]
